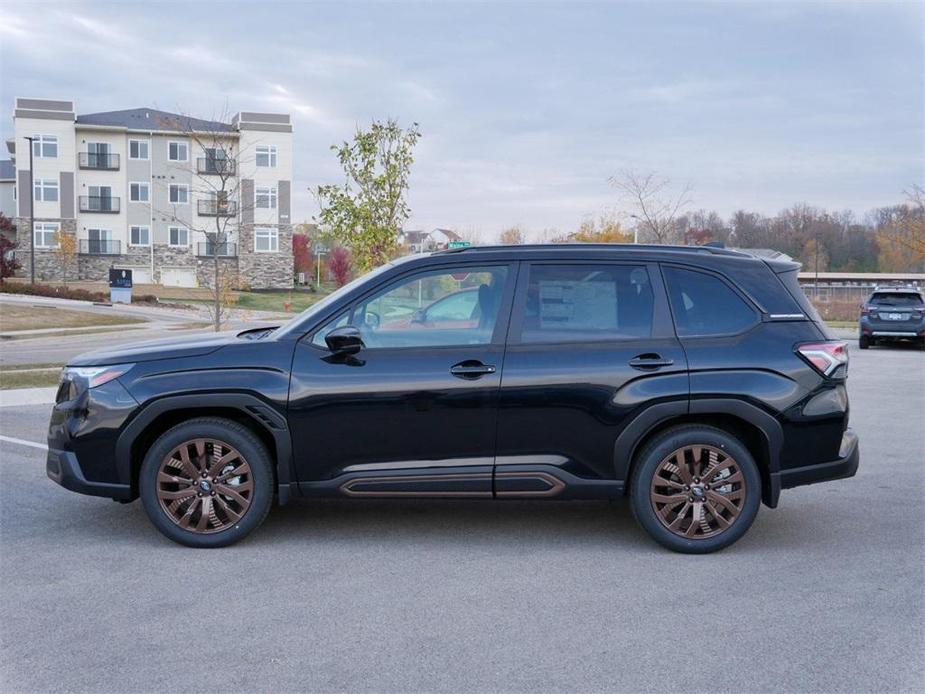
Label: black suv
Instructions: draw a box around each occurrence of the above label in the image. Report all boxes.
[858,286,925,349]
[47,245,859,553]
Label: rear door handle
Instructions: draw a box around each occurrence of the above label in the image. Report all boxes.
[628,354,674,370]
[450,361,497,379]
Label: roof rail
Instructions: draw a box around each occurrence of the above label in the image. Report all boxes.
[434,243,749,257]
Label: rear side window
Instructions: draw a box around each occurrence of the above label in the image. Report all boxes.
[869,292,923,307]
[519,264,654,343]
[663,267,757,336]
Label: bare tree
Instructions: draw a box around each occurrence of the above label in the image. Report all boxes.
[155,109,251,331]
[610,169,692,244]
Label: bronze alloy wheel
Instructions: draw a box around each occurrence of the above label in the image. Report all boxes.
[650,444,747,539]
[156,438,253,534]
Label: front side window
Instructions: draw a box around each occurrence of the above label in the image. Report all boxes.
[129,140,149,160]
[129,182,149,202]
[32,135,57,158]
[255,186,277,209]
[168,141,188,161]
[519,264,654,343]
[34,222,59,247]
[33,178,59,202]
[169,184,189,204]
[256,145,277,167]
[254,227,279,252]
[663,266,758,336]
[339,265,509,349]
[130,225,150,246]
[169,226,189,246]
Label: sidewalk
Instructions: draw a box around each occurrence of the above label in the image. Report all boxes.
[0,386,58,407]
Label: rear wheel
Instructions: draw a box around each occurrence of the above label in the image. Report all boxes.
[139,418,274,547]
[859,335,869,350]
[630,425,761,553]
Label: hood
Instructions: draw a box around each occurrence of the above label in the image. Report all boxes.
[67,330,244,367]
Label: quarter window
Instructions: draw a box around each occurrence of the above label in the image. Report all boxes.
[32,135,57,158]
[663,266,758,336]
[256,145,277,167]
[34,222,59,248]
[33,178,59,202]
[129,140,149,160]
[130,225,150,246]
[168,141,188,161]
[519,264,654,343]
[129,182,149,202]
[345,265,509,349]
[168,226,189,246]
[254,227,279,252]
[169,184,189,204]
[255,186,277,209]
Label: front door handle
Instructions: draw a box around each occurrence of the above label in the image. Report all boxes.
[450,360,497,379]
[628,353,674,370]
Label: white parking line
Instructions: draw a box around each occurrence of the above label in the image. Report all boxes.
[0,435,48,451]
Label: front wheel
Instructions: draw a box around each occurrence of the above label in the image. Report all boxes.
[859,335,869,350]
[629,425,761,553]
[139,418,274,548]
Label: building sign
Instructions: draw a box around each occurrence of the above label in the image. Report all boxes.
[109,268,133,288]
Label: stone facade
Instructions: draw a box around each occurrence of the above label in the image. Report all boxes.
[14,217,79,283]
[237,223,294,289]
[196,256,239,289]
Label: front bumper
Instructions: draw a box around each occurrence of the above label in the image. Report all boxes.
[765,428,859,507]
[47,448,133,500]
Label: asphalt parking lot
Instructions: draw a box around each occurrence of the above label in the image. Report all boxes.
[1,345,923,693]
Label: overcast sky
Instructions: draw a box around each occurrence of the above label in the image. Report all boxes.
[1,1,923,240]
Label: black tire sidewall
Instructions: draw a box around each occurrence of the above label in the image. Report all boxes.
[630,425,761,554]
[139,418,274,548]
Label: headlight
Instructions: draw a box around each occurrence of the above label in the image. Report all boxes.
[62,363,134,389]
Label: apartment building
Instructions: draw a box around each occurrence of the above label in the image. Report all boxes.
[8,97,294,288]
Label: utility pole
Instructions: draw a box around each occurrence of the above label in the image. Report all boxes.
[24,136,36,284]
[629,214,640,244]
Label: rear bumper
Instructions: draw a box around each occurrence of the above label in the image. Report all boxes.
[46,448,133,500]
[765,428,859,507]
[870,331,921,338]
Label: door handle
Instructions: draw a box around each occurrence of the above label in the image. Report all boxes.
[450,361,497,379]
[628,354,674,370]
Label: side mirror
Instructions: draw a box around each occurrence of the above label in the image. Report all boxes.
[325,326,364,355]
[411,309,427,324]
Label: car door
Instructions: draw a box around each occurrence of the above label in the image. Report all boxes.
[494,261,688,496]
[288,261,517,497]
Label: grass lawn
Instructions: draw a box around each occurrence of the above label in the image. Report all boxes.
[159,289,332,314]
[0,305,147,332]
[0,365,62,389]
[825,321,858,329]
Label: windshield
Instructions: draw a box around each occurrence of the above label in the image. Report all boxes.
[273,256,418,340]
[869,292,924,307]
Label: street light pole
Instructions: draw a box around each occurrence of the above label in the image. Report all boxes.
[629,214,640,244]
[24,136,36,284]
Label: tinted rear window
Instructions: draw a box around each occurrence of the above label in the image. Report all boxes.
[663,266,758,336]
[869,292,923,307]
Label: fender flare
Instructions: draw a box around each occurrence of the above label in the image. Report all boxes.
[115,393,295,504]
[613,398,783,507]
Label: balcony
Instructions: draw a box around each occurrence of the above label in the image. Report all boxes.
[196,242,238,257]
[79,239,122,256]
[197,158,235,175]
[79,196,120,213]
[78,152,120,170]
[197,199,238,216]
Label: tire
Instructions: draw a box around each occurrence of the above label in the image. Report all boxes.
[139,417,274,548]
[629,425,761,554]
[858,335,869,350]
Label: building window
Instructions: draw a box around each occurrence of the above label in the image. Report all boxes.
[129,140,149,160]
[168,226,189,246]
[129,182,150,202]
[255,186,277,209]
[32,135,58,158]
[34,222,60,248]
[256,145,277,167]
[169,184,189,204]
[130,225,150,246]
[33,178,59,202]
[168,141,188,161]
[254,227,279,252]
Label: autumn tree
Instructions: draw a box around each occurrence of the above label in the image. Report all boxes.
[328,246,352,286]
[560,214,633,243]
[0,236,19,282]
[611,169,692,244]
[875,185,925,272]
[316,119,421,273]
[52,230,77,286]
[498,226,526,245]
[292,233,313,281]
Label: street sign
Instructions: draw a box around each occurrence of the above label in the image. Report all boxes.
[448,240,471,249]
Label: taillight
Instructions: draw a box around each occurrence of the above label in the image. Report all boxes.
[796,342,848,378]
[860,305,870,316]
